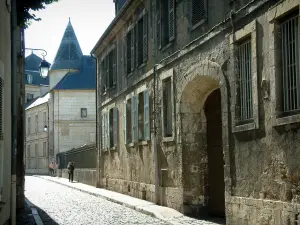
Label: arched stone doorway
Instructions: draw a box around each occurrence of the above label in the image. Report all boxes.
[180,61,227,219]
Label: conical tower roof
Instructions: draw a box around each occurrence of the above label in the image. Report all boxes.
[51,19,83,70]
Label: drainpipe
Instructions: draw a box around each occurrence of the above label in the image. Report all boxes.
[10,0,17,223]
[47,102,50,165]
[90,53,99,186]
[153,64,159,205]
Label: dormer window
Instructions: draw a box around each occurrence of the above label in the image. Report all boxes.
[27,74,33,84]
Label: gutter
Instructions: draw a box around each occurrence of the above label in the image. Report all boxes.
[90,53,100,187]
[91,0,133,54]
[10,0,17,224]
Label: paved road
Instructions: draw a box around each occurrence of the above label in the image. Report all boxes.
[25,176,224,225]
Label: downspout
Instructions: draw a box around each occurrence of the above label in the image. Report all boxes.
[90,53,99,187]
[153,64,159,205]
[10,0,17,223]
[47,102,50,165]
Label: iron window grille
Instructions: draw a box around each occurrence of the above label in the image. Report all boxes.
[191,0,206,27]
[236,38,253,122]
[279,13,300,114]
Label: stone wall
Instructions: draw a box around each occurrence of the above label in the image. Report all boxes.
[62,169,97,186]
[94,0,300,224]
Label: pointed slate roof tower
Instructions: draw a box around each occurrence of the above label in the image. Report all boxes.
[51,18,83,70]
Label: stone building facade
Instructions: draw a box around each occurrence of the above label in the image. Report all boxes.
[24,93,50,174]
[92,0,300,224]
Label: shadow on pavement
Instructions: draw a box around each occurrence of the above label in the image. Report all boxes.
[25,198,59,225]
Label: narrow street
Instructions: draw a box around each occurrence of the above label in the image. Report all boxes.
[25,176,223,225]
[25,176,168,225]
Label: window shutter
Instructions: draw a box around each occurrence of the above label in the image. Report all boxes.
[168,0,175,42]
[113,107,118,147]
[107,112,110,148]
[103,113,106,148]
[192,0,205,26]
[106,56,110,89]
[132,96,138,142]
[112,48,117,86]
[101,60,106,92]
[124,35,127,76]
[156,0,162,49]
[131,27,135,72]
[144,90,150,140]
[135,23,139,68]
[123,102,127,144]
[143,12,148,63]
[0,78,3,141]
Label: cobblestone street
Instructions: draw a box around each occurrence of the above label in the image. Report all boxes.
[25,176,224,225]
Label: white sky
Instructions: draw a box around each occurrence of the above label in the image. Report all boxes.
[25,0,115,64]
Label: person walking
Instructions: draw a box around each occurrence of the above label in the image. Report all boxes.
[67,161,75,182]
[49,161,55,176]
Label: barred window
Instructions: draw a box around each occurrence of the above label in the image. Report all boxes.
[191,0,206,26]
[280,14,300,113]
[162,78,173,137]
[136,12,148,67]
[156,0,175,49]
[236,38,253,121]
[126,29,133,74]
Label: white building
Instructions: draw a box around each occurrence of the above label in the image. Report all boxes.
[24,19,96,174]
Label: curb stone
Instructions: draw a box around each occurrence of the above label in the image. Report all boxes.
[25,198,43,225]
[33,175,174,225]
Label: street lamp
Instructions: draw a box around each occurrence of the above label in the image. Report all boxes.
[44,125,48,132]
[25,48,50,78]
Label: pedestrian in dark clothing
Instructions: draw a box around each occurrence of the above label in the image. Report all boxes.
[67,161,75,182]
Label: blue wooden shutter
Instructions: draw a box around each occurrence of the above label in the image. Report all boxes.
[101,114,105,149]
[107,111,110,147]
[143,12,148,63]
[156,0,161,49]
[144,90,150,140]
[123,102,127,144]
[132,96,138,142]
[113,107,118,147]
[168,0,175,42]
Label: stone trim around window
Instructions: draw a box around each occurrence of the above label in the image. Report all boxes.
[160,68,175,142]
[101,103,116,152]
[268,0,300,127]
[229,20,259,133]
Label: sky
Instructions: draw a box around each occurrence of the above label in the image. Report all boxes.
[25,0,115,64]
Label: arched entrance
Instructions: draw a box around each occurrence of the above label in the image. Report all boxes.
[180,62,226,220]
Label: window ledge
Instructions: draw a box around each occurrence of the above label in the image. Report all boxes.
[162,136,174,143]
[110,146,117,151]
[274,114,300,127]
[189,18,207,32]
[102,91,107,96]
[126,72,133,78]
[232,121,257,133]
[161,42,173,52]
[128,142,135,147]
[139,140,149,146]
[137,62,146,70]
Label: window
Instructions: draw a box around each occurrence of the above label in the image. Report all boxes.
[27,74,33,84]
[102,107,118,149]
[162,78,173,137]
[236,38,253,122]
[43,142,46,157]
[124,98,132,144]
[136,11,148,67]
[27,117,31,134]
[101,47,117,92]
[191,0,206,27]
[138,90,150,140]
[34,143,38,169]
[81,108,87,118]
[126,29,134,74]
[157,0,175,49]
[35,115,38,133]
[27,93,34,101]
[279,13,300,114]
[27,145,30,158]
[43,112,47,126]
